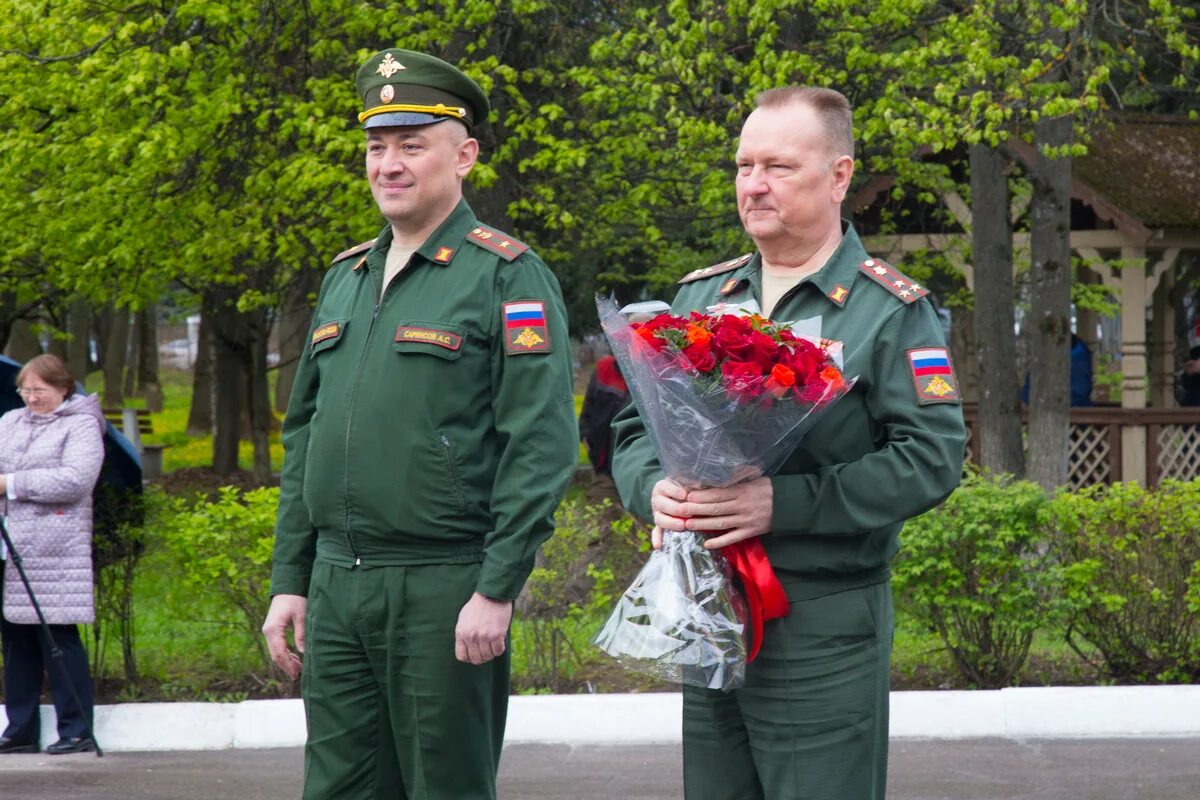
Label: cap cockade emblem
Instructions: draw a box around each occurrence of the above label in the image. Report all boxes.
[380,84,395,103]
[376,53,404,78]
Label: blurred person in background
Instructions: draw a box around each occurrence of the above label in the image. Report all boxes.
[0,354,105,755]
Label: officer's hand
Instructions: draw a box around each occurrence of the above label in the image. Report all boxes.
[455,592,513,665]
[679,477,774,550]
[262,594,307,681]
[650,478,690,549]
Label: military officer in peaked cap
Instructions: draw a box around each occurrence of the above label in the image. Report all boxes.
[612,87,967,799]
[263,48,577,799]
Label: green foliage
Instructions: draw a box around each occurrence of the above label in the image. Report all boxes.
[513,494,650,692]
[156,485,279,675]
[1050,480,1200,683]
[894,471,1060,688]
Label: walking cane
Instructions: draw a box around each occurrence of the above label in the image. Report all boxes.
[0,517,103,757]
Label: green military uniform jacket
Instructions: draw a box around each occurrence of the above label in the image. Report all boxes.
[612,224,966,600]
[271,200,577,602]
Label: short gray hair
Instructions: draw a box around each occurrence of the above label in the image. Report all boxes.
[755,87,854,160]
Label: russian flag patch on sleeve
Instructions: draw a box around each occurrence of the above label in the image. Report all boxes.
[906,347,960,405]
[502,300,552,355]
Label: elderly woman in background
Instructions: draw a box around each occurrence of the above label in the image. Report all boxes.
[0,354,105,755]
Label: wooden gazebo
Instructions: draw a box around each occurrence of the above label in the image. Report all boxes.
[848,114,1200,486]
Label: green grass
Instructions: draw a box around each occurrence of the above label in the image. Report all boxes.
[85,368,285,473]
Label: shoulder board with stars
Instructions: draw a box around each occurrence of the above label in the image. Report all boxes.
[332,239,376,265]
[679,253,753,284]
[857,258,929,304]
[467,224,529,262]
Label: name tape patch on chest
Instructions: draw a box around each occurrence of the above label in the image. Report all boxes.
[395,326,462,350]
[907,347,960,405]
[312,322,341,346]
[502,300,552,355]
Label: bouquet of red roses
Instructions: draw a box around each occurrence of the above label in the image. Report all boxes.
[592,295,852,691]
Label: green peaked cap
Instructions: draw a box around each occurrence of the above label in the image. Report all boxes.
[355,48,490,131]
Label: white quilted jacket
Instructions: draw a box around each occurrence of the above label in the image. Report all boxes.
[0,392,106,624]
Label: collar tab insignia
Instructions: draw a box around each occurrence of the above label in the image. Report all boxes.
[828,284,850,306]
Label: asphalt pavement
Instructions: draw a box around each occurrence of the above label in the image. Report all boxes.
[1,739,1198,799]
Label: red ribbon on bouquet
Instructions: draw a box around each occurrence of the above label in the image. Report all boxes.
[723,538,789,662]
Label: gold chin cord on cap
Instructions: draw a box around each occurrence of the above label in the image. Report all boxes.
[358,103,468,123]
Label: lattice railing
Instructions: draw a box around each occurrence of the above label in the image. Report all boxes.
[1155,425,1200,482]
[962,405,1200,486]
[1068,425,1111,489]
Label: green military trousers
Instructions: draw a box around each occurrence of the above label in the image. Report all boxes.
[682,581,893,800]
[301,560,509,800]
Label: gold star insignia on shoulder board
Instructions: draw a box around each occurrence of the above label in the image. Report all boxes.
[858,258,929,304]
[376,53,404,78]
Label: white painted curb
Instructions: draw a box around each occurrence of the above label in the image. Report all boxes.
[8,686,1199,752]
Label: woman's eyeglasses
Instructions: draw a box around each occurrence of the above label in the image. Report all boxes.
[17,387,53,398]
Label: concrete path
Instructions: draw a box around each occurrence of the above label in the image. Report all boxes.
[2,739,1199,799]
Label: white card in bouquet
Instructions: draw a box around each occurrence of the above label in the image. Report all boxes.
[706,299,762,317]
[786,316,845,369]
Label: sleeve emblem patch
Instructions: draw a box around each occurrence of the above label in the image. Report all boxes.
[502,300,552,355]
[907,347,960,405]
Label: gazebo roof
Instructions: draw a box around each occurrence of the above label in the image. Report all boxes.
[849,114,1200,244]
[1072,114,1200,230]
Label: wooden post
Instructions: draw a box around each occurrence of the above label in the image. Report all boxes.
[1119,247,1148,484]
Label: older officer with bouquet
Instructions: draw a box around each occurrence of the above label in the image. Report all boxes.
[262,48,577,799]
[612,87,966,800]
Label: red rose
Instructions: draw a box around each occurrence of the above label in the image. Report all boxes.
[712,316,754,360]
[721,360,764,401]
[683,340,717,373]
[747,331,780,369]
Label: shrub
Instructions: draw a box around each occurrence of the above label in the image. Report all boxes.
[893,472,1059,688]
[157,485,278,676]
[1050,480,1200,683]
[513,495,650,692]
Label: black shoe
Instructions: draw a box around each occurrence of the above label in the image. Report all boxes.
[0,735,38,754]
[45,736,96,755]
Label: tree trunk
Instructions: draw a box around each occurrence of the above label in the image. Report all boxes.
[1025,115,1074,491]
[5,318,42,363]
[137,304,164,412]
[210,288,247,475]
[248,308,274,482]
[0,291,18,354]
[67,300,92,382]
[970,143,1025,477]
[102,306,131,408]
[274,269,319,414]
[187,303,215,436]
[123,313,140,398]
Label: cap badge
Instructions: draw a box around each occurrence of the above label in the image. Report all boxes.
[376,53,404,78]
[380,84,395,103]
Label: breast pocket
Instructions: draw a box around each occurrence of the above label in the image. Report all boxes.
[391,321,467,361]
[309,319,348,357]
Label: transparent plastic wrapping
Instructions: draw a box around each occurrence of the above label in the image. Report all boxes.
[591,295,855,692]
[592,529,748,691]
